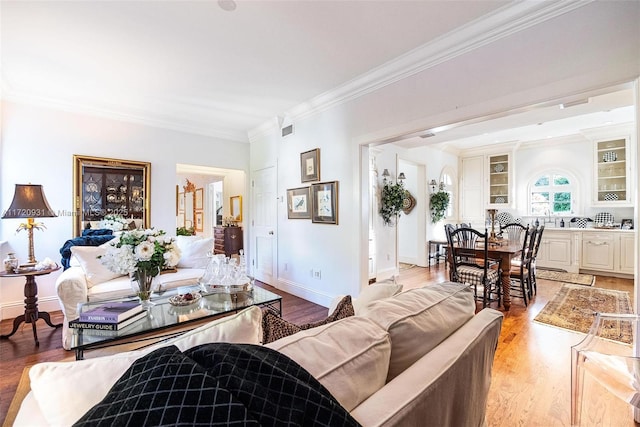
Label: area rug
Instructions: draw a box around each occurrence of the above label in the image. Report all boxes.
[536,269,595,286]
[399,263,416,271]
[534,283,633,343]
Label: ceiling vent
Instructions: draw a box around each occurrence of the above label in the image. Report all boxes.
[419,131,436,138]
[560,98,589,109]
[281,124,294,138]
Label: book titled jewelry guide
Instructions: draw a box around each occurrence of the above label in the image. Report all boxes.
[78,301,143,323]
[70,310,148,331]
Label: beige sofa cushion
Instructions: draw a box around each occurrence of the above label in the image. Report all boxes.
[328,282,403,316]
[266,316,391,412]
[360,281,475,381]
[29,306,262,426]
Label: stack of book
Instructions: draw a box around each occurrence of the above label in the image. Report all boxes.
[69,301,147,332]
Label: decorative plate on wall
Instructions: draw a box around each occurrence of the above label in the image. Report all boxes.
[402,190,416,215]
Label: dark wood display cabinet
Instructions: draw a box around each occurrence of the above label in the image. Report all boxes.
[214,226,243,257]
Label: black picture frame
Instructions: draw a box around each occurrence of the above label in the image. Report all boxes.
[287,187,311,219]
[621,218,634,229]
[311,181,338,224]
[300,148,320,182]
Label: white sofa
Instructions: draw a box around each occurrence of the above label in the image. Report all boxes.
[56,235,214,349]
[14,281,503,426]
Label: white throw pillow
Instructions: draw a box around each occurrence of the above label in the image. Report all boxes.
[327,282,403,316]
[267,316,391,412]
[360,282,475,381]
[176,236,213,268]
[29,306,263,426]
[70,246,123,288]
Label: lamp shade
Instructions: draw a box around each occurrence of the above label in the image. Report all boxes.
[2,184,56,219]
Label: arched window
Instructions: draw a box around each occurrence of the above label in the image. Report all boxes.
[440,167,456,219]
[529,172,575,215]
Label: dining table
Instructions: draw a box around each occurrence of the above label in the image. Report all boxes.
[484,239,523,311]
[448,238,523,311]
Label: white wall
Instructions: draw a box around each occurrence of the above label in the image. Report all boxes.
[0,101,249,319]
[250,1,639,307]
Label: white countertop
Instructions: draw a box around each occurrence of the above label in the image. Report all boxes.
[543,226,635,233]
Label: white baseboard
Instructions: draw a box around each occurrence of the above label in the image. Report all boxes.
[275,278,333,308]
[0,296,61,321]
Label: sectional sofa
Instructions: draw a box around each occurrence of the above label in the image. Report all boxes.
[12,281,503,426]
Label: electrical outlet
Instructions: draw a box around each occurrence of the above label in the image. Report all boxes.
[387,254,391,261]
[313,269,321,279]
[284,263,288,271]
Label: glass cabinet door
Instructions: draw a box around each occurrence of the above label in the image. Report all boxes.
[595,138,629,205]
[488,154,510,206]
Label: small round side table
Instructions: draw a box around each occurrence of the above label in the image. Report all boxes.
[0,266,62,346]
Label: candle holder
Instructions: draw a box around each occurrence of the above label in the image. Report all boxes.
[487,209,498,242]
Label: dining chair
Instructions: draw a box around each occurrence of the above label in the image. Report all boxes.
[500,222,528,244]
[508,225,536,306]
[446,226,501,308]
[571,313,639,426]
[529,224,545,296]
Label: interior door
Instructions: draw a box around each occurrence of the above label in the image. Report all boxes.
[251,166,277,285]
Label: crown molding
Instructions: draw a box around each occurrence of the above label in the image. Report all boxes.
[1,86,250,143]
[249,0,593,141]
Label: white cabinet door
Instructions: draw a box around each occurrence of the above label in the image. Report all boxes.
[487,153,511,207]
[581,232,615,271]
[537,231,575,272]
[619,233,635,274]
[460,156,484,224]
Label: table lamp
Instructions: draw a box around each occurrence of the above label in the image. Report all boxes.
[2,184,57,265]
[487,209,498,242]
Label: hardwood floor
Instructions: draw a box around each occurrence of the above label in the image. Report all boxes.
[1,272,637,426]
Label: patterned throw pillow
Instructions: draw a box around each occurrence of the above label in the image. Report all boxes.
[262,295,354,344]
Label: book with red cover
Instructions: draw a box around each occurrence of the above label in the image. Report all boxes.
[78,301,143,323]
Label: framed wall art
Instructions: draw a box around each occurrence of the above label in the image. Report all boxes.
[621,218,634,229]
[195,211,204,232]
[287,187,311,219]
[195,187,204,210]
[300,148,320,182]
[73,154,151,236]
[311,181,338,224]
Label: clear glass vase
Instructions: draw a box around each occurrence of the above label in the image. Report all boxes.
[131,267,159,308]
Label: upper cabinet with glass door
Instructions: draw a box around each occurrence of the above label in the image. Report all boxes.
[487,153,511,207]
[594,137,630,206]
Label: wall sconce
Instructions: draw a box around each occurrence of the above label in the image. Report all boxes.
[382,169,405,182]
[2,184,57,265]
[429,179,438,193]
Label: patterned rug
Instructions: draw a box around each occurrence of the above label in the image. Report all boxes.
[534,283,633,343]
[399,263,416,271]
[536,269,595,286]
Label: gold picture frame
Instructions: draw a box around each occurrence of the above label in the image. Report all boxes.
[195,188,204,210]
[311,181,338,224]
[287,187,311,219]
[73,155,151,236]
[195,211,204,232]
[300,148,320,182]
[230,195,242,221]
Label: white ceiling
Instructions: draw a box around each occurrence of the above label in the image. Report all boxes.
[1,1,632,147]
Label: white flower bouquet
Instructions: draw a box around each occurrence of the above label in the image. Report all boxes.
[98,214,129,232]
[99,229,181,304]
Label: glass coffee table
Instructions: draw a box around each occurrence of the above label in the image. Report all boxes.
[70,284,282,360]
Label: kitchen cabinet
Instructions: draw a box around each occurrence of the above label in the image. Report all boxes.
[581,232,615,271]
[537,230,576,272]
[618,233,635,274]
[487,153,511,207]
[460,155,485,224]
[594,137,631,206]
